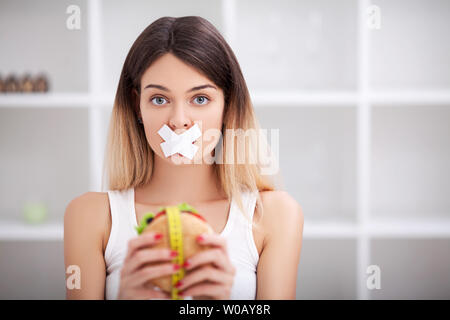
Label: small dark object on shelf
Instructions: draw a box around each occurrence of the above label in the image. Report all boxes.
[21,74,34,92]
[0,75,4,92]
[4,75,20,93]
[34,74,49,92]
[0,73,50,93]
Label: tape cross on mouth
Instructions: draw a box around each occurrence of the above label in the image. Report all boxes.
[158,123,202,160]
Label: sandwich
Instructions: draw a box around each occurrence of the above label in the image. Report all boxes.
[135,203,214,293]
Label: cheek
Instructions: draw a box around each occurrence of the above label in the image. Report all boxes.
[198,118,223,150]
[196,104,224,129]
[145,126,161,146]
[142,117,165,152]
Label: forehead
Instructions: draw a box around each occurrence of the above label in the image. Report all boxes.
[140,53,214,89]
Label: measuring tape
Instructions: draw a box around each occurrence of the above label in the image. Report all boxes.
[166,206,185,300]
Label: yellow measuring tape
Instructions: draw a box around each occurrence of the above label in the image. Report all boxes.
[166,206,185,300]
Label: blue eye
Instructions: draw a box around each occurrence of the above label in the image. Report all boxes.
[150,95,209,106]
[151,96,168,106]
[193,96,209,105]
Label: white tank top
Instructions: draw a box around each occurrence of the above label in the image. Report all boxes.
[104,188,259,300]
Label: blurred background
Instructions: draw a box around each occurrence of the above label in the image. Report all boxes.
[1,0,449,299]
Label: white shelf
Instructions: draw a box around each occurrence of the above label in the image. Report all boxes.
[251,91,358,106]
[0,93,90,107]
[1,217,449,241]
[0,220,63,241]
[367,217,450,238]
[305,218,450,239]
[2,90,449,108]
[0,93,116,108]
[370,90,450,105]
[304,220,358,238]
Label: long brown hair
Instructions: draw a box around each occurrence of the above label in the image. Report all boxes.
[103,16,277,228]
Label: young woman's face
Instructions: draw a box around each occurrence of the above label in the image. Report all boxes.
[138,52,225,165]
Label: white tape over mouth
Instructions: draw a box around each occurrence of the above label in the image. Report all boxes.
[157,123,202,160]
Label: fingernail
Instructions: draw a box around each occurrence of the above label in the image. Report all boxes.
[178,291,184,296]
[154,233,163,240]
[182,260,190,268]
[170,250,178,257]
[175,281,183,288]
[196,234,204,242]
[173,264,181,270]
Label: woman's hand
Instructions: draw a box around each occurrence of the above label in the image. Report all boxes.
[176,233,236,299]
[118,232,180,300]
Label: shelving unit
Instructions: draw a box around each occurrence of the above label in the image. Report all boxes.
[0,220,63,241]
[1,0,449,299]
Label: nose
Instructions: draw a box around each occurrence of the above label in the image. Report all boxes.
[168,104,191,131]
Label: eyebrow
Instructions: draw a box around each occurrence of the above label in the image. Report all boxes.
[143,84,217,93]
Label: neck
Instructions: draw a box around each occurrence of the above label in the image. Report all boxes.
[137,155,225,205]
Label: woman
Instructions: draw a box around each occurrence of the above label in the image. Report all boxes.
[64,16,303,300]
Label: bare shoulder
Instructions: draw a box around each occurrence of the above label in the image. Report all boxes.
[259,190,303,218]
[65,191,110,222]
[64,192,111,251]
[258,190,304,241]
